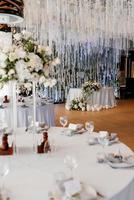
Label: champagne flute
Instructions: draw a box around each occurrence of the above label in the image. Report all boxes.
[64,155,78,178]
[0,162,10,194]
[26,115,33,132]
[59,116,68,133]
[85,121,94,134]
[97,133,109,153]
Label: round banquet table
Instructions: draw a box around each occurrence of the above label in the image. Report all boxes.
[0,103,55,127]
[65,87,116,110]
[1,127,134,200]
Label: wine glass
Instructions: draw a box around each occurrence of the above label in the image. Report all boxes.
[60,116,68,127]
[64,155,78,178]
[97,134,109,149]
[60,116,68,133]
[85,121,94,134]
[26,115,33,132]
[0,162,10,193]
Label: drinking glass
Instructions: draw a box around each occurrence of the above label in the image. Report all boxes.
[85,121,94,134]
[60,116,68,128]
[60,116,68,133]
[26,115,33,132]
[97,135,109,149]
[0,163,10,191]
[64,155,78,178]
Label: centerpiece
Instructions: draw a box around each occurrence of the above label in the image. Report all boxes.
[0,30,59,86]
[70,98,86,111]
[82,80,101,102]
[0,30,60,153]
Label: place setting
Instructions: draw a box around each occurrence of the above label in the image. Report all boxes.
[105,151,134,169]
[87,130,119,146]
[48,155,104,200]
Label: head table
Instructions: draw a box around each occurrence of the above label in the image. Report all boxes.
[65,87,116,111]
[0,127,133,200]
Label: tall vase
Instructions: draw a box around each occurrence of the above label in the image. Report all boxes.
[9,81,17,153]
[32,81,36,152]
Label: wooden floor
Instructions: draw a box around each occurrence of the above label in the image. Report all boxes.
[54,99,134,151]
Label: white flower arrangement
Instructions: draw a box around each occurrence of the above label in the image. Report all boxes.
[0,31,59,87]
[82,80,101,100]
[70,98,86,111]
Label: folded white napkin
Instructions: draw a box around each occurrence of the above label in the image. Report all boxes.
[99,131,109,137]
[68,123,83,131]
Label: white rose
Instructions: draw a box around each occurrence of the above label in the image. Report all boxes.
[31,72,39,80]
[37,45,45,53]
[44,46,52,55]
[9,52,18,62]
[74,105,78,109]
[8,69,15,76]
[39,76,46,84]
[79,102,82,108]
[0,69,6,76]
[14,33,22,41]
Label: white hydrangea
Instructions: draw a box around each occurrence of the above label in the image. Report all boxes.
[15,48,26,59]
[27,53,43,72]
[16,60,31,82]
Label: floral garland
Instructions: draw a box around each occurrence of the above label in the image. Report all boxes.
[82,80,101,100]
[0,30,60,87]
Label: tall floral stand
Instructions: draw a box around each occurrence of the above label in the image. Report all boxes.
[32,81,37,153]
[9,81,17,153]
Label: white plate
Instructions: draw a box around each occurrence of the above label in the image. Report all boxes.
[108,161,134,169]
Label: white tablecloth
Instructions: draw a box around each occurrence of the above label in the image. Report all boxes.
[1,128,133,200]
[65,87,116,110]
[0,104,55,127]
